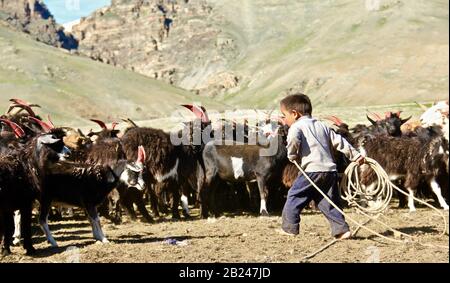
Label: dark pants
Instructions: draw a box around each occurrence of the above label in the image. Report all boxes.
[281,172,349,236]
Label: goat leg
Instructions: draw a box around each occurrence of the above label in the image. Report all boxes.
[20,205,35,255]
[135,198,154,223]
[407,188,417,212]
[1,212,13,256]
[171,187,181,220]
[85,205,109,243]
[256,177,269,216]
[39,199,58,247]
[12,210,21,246]
[430,177,450,210]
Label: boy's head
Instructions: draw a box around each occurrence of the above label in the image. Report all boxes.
[280,94,312,126]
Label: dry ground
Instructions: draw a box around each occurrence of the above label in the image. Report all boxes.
[1,204,448,263]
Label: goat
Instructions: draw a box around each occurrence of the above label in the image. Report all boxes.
[64,119,151,224]
[120,125,193,219]
[28,140,146,247]
[1,125,70,255]
[358,129,449,212]
[199,124,289,218]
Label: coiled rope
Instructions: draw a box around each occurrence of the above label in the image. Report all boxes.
[293,159,449,261]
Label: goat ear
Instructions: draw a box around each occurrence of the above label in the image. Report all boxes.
[137,145,146,163]
[366,114,377,126]
[401,116,412,124]
[38,134,61,145]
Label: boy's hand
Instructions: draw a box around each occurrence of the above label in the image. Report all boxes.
[355,156,365,165]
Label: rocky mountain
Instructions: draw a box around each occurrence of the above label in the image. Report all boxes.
[69,0,448,108]
[0,0,77,49]
[0,22,225,129]
[71,0,240,97]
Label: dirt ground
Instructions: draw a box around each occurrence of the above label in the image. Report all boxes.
[1,203,448,263]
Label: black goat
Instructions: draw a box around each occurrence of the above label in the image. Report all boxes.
[358,128,449,212]
[29,141,146,247]
[199,124,289,218]
[1,127,70,255]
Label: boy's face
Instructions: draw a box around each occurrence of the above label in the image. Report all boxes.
[280,104,301,127]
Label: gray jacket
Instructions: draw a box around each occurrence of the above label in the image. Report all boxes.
[286,115,361,172]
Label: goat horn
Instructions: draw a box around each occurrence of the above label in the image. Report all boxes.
[47,115,55,128]
[120,117,139,128]
[111,122,119,130]
[181,104,209,123]
[331,115,344,125]
[9,99,41,109]
[28,117,53,133]
[414,101,429,112]
[89,119,107,130]
[366,109,382,121]
[324,116,340,126]
[6,103,36,117]
[9,98,32,106]
[0,118,26,138]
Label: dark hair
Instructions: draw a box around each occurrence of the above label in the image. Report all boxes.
[280,93,312,115]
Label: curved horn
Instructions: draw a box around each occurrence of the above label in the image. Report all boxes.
[28,117,53,133]
[401,115,412,124]
[9,99,41,109]
[414,101,429,112]
[9,98,32,106]
[181,104,209,123]
[120,117,139,128]
[366,109,382,121]
[6,103,36,117]
[366,114,377,126]
[0,118,26,138]
[325,115,344,126]
[89,119,107,130]
[111,122,119,130]
[47,115,55,128]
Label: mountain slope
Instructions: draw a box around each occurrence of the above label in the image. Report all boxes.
[0,23,226,128]
[70,0,448,108]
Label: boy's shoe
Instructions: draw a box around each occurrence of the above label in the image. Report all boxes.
[276,228,297,236]
[334,231,352,240]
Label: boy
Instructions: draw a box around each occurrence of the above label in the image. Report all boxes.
[278,94,365,239]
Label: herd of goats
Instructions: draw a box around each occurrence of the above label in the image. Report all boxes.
[0,98,449,256]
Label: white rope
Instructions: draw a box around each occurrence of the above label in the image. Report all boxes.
[340,157,448,236]
[292,160,449,250]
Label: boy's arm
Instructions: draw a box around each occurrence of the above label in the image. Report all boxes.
[286,127,301,162]
[329,129,363,162]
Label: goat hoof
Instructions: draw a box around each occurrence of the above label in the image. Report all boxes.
[443,206,449,211]
[25,247,36,256]
[260,210,269,217]
[12,238,21,246]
